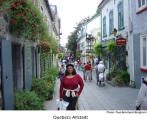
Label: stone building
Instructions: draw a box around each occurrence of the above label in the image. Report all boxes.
[0,0,60,110]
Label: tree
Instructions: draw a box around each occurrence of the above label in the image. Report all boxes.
[66,17,90,57]
[66,30,78,56]
[94,43,102,58]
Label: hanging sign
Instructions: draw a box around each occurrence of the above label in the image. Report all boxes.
[116,37,126,46]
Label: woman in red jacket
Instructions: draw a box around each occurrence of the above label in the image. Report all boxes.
[60,64,84,110]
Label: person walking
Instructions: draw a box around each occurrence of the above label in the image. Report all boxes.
[81,63,86,80]
[89,61,92,80]
[74,60,78,69]
[97,61,105,86]
[136,77,147,110]
[79,61,82,71]
[59,64,84,110]
[85,62,91,81]
[59,64,65,81]
[95,62,99,83]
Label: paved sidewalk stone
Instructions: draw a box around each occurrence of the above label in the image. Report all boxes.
[78,70,139,110]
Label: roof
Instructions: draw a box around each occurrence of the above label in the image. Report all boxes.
[98,0,109,10]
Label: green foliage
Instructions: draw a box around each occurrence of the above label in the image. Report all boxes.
[32,78,49,101]
[67,31,78,55]
[58,53,64,59]
[94,43,102,57]
[111,70,130,86]
[118,70,130,85]
[67,17,90,56]
[106,41,116,54]
[106,69,118,81]
[76,50,81,59]
[1,0,58,52]
[41,67,58,99]
[14,90,43,110]
[42,67,58,81]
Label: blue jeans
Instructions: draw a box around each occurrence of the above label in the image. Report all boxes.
[59,74,64,80]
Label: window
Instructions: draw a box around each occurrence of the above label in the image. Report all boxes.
[103,16,107,37]
[140,34,147,69]
[109,10,114,35]
[117,1,124,30]
[136,0,147,12]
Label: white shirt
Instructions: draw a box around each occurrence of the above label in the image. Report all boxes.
[75,61,78,65]
[136,83,147,110]
[98,64,105,72]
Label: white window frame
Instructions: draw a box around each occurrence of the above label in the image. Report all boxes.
[140,34,147,69]
[136,0,147,12]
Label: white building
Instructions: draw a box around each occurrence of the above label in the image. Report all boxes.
[98,0,135,85]
[77,15,101,64]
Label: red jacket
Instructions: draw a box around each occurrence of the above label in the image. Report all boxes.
[85,64,91,71]
[60,74,84,98]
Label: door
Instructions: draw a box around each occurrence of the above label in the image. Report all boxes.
[24,45,32,90]
[1,40,14,110]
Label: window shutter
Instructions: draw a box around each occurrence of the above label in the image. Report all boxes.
[118,1,124,30]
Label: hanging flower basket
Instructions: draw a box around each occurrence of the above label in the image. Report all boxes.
[1,0,48,41]
[38,40,51,53]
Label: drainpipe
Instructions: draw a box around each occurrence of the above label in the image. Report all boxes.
[128,0,135,87]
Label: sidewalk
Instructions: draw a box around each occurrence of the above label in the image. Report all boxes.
[44,78,60,110]
[44,69,139,110]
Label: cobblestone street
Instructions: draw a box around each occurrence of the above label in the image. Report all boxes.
[44,69,139,110]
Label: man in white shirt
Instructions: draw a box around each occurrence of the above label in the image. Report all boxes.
[97,61,105,85]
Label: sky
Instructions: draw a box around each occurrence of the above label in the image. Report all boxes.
[49,0,102,46]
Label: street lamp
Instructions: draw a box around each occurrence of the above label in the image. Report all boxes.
[113,28,117,37]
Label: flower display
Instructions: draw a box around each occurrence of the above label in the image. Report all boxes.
[1,0,58,53]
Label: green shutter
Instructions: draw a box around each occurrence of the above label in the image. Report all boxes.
[118,1,124,30]
[109,10,114,34]
[103,16,106,37]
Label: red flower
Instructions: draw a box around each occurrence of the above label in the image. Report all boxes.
[12,19,16,23]
[17,14,20,17]
[0,2,2,6]
[11,3,17,7]
[21,12,25,16]
[7,9,11,13]
[16,31,18,35]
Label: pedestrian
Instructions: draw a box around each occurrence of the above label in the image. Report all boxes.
[89,61,92,80]
[59,64,65,80]
[81,63,86,80]
[79,61,82,71]
[95,62,99,83]
[74,60,78,69]
[94,57,98,66]
[136,77,147,110]
[85,62,91,81]
[59,64,84,110]
[97,61,105,86]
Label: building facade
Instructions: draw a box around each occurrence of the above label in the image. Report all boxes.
[77,15,101,64]
[0,0,59,110]
[130,0,147,88]
[98,0,135,85]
